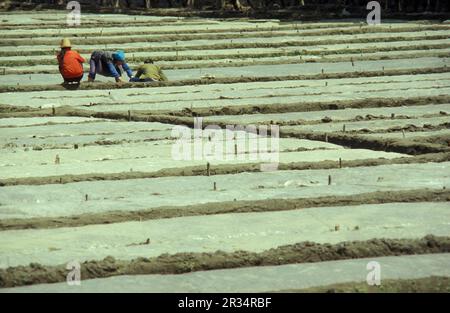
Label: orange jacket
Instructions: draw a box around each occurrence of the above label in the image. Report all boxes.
[57,49,85,78]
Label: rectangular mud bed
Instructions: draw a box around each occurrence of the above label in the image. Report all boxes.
[3,24,448,49]
[76,87,450,114]
[361,129,450,140]
[204,103,450,125]
[0,202,449,268]
[282,116,450,133]
[3,39,449,64]
[0,120,173,141]
[2,30,448,56]
[0,124,338,150]
[0,57,448,87]
[0,12,194,25]
[0,20,438,37]
[70,77,450,112]
[0,116,107,128]
[0,137,404,179]
[2,72,448,109]
[2,161,449,219]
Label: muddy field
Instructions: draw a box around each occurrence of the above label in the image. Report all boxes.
[0,11,449,293]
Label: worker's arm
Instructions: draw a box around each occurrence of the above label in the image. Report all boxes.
[122,62,133,78]
[88,58,97,80]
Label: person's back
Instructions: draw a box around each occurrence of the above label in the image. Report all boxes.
[58,49,85,78]
[134,61,168,82]
[91,50,114,64]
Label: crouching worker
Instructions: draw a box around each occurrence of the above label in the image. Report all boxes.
[57,38,85,85]
[88,50,133,83]
[130,59,168,83]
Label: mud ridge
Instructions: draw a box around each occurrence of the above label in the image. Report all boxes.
[0,21,356,32]
[1,66,448,93]
[3,46,449,68]
[412,134,450,146]
[0,152,449,187]
[0,189,449,231]
[275,276,450,293]
[1,34,448,57]
[168,95,450,117]
[282,130,450,155]
[0,23,376,39]
[0,235,448,288]
[351,122,450,135]
[2,25,448,46]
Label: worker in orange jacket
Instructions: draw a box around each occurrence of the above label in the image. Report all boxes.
[57,38,85,84]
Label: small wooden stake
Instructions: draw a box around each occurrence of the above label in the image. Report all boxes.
[85,194,88,201]
[391,113,395,119]
[328,175,332,185]
[402,130,406,138]
[128,110,131,122]
[335,224,340,231]
[206,162,210,176]
[55,154,60,165]
[74,144,78,150]
[52,106,56,116]
[343,124,346,132]
[234,143,238,155]
[214,182,217,191]
[325,133,328,142]
[339,158,342,168]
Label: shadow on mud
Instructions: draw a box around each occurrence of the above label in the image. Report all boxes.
[61,83,81,91]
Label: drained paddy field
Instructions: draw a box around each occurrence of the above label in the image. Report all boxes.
[0,10,449,293]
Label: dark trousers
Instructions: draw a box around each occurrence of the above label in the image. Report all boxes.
[130,77,157,82]
[63,74,83,84]
[89,59,122,79]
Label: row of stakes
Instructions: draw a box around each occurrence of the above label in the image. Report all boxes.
[319,64,387,75]
[60,157,344,200]
[205,158,342,191]
[51,107,134,123]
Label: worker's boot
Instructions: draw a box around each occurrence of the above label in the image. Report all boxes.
[88,76,94,83]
